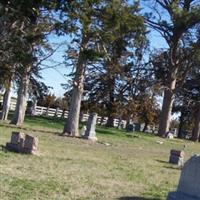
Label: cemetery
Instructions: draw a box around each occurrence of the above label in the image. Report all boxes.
[0,115,200,200]
[1,0,200,200]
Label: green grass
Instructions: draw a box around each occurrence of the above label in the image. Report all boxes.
[0,115,199,200]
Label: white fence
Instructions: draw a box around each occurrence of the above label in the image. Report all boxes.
[0,96,126,127]
[34,106,126,127]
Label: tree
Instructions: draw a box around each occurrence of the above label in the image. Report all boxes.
[1,0,53,126]
[82,0,148,127]
[146,0,200,136]
[57,0,106,136]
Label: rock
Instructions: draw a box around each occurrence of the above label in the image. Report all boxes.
[156,140,164,144]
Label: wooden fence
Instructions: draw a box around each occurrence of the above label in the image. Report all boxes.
[34,106,127,127]
[0,97,126,128]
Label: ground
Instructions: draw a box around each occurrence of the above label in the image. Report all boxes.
[0,116,199,200]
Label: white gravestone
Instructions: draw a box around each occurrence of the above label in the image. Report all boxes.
[83,113,98,141]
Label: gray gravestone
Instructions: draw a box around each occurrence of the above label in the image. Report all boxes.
[167,155,200,200]
[126,124,134,132]
[134,123,141,131]
[169,149,184,166]
[84,113,98,141]
[6,132,38,154]
[23,135,38,154]
[6,132,25,152]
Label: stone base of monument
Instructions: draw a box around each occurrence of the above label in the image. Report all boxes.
[6,132,38,155]
[167,191,198,200]
[169,149,184,166]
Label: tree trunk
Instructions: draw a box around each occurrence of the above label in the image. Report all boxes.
[61,109,66,119]
[158,75,177,137]
[177,109,184,138]
[79,111,84,123]
[106,78,115,128]
[125,117,131,130]
[117,117,122,129]
[0,81,12,120]
[142,122,148,132]
[63,36,89,136]
[106,115,114,127]
[11,67,30,126]
[100,116,104,125]
[191,105,200,142]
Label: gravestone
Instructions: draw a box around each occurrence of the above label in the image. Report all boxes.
[126,124,134,132]
[83,113,98,141]
[6,132,25,152]
[166,132,174,139]
[167,155,200,200]
[134,123,141,131]
[169,149,184,166]
[23,135,38,154]
[6,132,38,154]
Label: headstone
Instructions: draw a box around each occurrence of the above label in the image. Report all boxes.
[121,121,126,129]
[126,124,134,132]
[169,149,184,166]
[134,123,141,131]
[166,132,174,139]
[23,135,38,154]
[6,132,38,154]
[83,113,98,141]
[167,155,200,200]
[6,132,25,152]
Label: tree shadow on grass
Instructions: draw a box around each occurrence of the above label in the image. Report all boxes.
[155,159,181,170]
[118,196,161,200]
[0,123,61,135]
[155,159,169,164]
[164,166,181,170]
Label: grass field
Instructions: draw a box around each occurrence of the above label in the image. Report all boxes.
[0,116,199,200]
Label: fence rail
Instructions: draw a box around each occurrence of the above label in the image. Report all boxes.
[0,98,157,132]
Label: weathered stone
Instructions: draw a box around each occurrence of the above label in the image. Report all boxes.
[169,149,184,166]
[170,150,184,157]
[10,132,25,145]
[126,124,134,132]
[167,155,200,200]
[134,123,141,131]
[23,135,38,154]
[6,143,21,152]
[169,155,184,166]
[6,132,25,152]
[83,113,97,141]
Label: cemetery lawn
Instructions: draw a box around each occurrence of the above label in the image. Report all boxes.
[0,116,199,200]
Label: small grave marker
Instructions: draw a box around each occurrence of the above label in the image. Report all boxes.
[169,149,184,166]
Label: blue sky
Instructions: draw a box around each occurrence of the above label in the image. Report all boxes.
[41,31,167,97]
